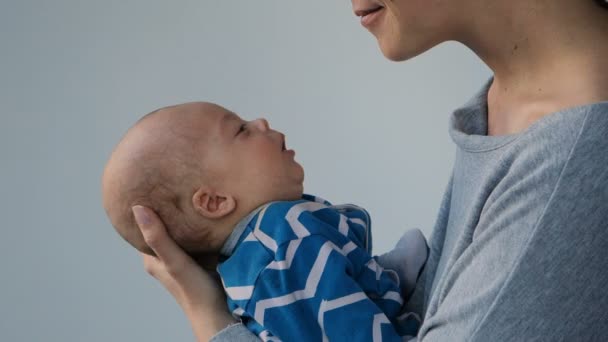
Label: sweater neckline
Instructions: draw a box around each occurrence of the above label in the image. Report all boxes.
[449,77,608,153]
[448,78,520,152]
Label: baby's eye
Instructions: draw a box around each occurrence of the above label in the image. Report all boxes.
[236,123,249,136]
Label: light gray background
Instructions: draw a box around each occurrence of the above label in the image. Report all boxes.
[0,1,490,341]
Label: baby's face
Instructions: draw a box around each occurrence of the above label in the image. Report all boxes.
[102,102,304,256]
[191,103,305,206]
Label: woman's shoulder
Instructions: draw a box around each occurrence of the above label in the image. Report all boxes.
[513,101,608,168]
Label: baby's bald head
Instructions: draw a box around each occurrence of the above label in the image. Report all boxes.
[103,101,305,259]
[102,102,227,255]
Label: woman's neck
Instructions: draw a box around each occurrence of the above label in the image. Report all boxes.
[459,0,608,136]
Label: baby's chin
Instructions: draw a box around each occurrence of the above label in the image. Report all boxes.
[285,182,304,200]
[260,187,304,204]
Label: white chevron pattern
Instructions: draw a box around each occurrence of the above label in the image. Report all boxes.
[224,285,254,300]
[265,202,326,271]
[254,241,341,324]
[253,239,379,326]
[373,313,391,342]
[253,206,278,252]
[318,292,368,342]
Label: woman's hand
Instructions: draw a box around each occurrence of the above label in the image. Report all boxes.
[132,205,237,341]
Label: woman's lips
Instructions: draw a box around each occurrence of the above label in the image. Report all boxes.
[360,6,384,28]
[354,5,383,17]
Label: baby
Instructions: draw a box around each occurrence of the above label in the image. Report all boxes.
[102,102,428,341]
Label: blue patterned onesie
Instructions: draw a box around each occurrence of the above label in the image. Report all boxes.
[217,194,426,341]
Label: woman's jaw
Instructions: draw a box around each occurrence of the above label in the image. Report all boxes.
[351,0,457,62]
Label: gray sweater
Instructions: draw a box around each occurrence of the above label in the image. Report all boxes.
[212,79,608,341]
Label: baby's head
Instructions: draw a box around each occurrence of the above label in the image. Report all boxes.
[102,102,304,257]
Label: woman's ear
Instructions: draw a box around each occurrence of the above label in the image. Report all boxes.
[192,187,236,219]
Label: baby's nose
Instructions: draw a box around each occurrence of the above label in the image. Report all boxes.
[252,118,270,131]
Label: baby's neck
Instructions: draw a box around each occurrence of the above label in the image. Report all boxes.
[218,203,269,256]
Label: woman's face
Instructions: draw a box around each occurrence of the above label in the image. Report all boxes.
[351,0,461,61]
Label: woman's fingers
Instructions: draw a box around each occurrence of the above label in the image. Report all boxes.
[131,206,237,339]
[140,252,182,294]
[132,205,190,274]
[141,251,163,278]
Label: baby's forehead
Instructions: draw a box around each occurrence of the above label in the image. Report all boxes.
[142,102,236,135]
[175,102,238,124]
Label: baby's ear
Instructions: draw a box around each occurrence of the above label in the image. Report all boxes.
[192,187,236,219]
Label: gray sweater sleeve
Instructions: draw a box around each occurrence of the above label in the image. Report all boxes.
[210,323,260,342]
[466,108,608,341]
[416,85,608,340]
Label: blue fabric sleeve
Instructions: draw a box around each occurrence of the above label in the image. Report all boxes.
[239,234,403,341]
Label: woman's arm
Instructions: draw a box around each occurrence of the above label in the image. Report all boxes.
[132,205,259,341]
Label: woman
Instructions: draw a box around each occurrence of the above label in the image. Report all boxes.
[131,0,608,340]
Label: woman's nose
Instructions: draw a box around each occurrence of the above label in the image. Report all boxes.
[251,118,270,131]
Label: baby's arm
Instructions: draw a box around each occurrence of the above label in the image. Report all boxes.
[332,204,428,299]
[232,233,404,341]
[375,229,429,298]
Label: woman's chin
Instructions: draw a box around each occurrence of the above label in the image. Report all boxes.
[379,41,419,62]
[377,32,438,62]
